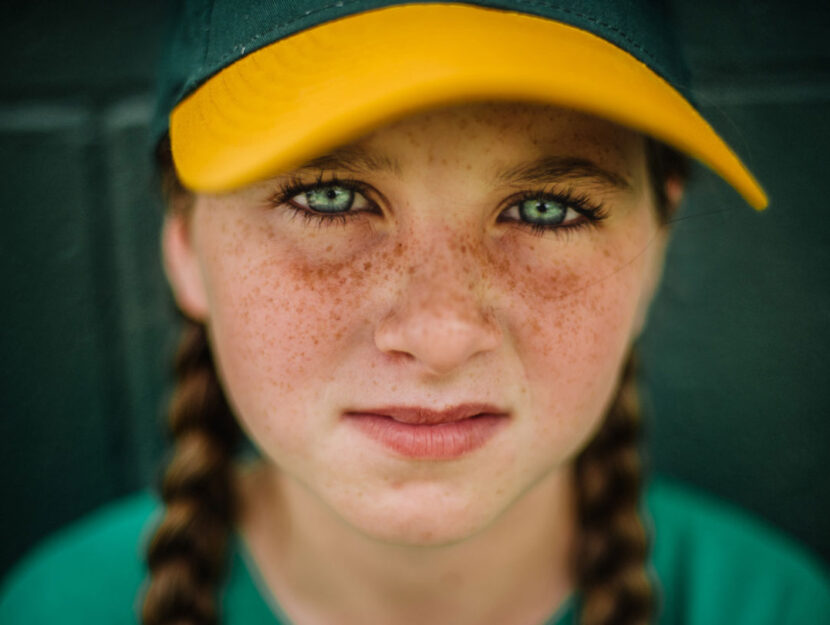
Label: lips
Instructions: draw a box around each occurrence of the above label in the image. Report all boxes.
[342,403,509,459]
[344,403,506,424]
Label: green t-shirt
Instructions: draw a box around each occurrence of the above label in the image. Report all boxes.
[1,477,828,624]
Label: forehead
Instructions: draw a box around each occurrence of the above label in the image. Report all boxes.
[344,102,644,174]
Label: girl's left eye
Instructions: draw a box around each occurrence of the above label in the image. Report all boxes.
[501,196,583,229]
[289,184,370,213]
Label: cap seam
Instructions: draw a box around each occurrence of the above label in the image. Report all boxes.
[201,0,217,68]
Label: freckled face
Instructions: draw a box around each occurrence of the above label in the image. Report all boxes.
[181,102,664,546]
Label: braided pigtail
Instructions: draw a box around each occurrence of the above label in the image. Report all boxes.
[142,319,241,625]
[572,353,654,625]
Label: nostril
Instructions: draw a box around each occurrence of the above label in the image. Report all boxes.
[374,304,502,376]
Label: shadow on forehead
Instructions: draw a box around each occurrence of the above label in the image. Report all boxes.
[294,101,641,191]
[300,146,402,176]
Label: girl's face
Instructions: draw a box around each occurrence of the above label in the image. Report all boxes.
[165,102,666,546]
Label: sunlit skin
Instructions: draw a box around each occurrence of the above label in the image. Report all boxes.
[163,102,671,625]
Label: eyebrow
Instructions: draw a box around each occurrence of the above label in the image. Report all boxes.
[298,146,402,175]
[496,156,632,190]
[298,148,630,191]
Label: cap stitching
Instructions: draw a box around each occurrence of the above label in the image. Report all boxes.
[201,0,216,68]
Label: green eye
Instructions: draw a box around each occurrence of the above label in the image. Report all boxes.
[304,185,354,213]
[518,197,566,226]
[284,180,372,221]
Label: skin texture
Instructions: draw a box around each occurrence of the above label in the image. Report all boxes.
[163,102,669,625]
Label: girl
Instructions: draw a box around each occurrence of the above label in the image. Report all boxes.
[1,1,828,624]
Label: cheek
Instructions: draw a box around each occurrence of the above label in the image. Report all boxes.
[493,221,657,448]
[193,211,377,451]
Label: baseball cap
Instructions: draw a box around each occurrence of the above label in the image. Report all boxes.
[154,0,768,209]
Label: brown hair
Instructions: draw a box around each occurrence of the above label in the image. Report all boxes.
[141,135,688,625]
[142,316,241,625]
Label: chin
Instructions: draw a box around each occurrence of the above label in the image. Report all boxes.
[355,513,490,548]
[331,485,504,548]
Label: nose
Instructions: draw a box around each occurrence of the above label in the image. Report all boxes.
[373,241,503,377]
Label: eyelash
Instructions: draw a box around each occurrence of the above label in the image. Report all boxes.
[270,174,608,235]
[498,189,608,237]
[271,174,376,228]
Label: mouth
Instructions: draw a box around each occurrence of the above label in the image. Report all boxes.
[345,403,506,424]
[342,403,510,459]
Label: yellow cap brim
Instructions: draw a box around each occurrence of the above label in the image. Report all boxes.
[170,4,768,209]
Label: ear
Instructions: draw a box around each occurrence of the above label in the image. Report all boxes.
[664,175,685,217]
[162,212,209,321]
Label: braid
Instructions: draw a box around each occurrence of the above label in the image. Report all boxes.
[142,319,241,625]
[572,352,655,625]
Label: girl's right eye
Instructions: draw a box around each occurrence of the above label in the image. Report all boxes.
[287,183,371,214]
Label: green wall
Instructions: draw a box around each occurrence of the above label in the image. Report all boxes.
[1,0,828,578]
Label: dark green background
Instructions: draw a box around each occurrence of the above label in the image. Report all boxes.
[1,1,828,578]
